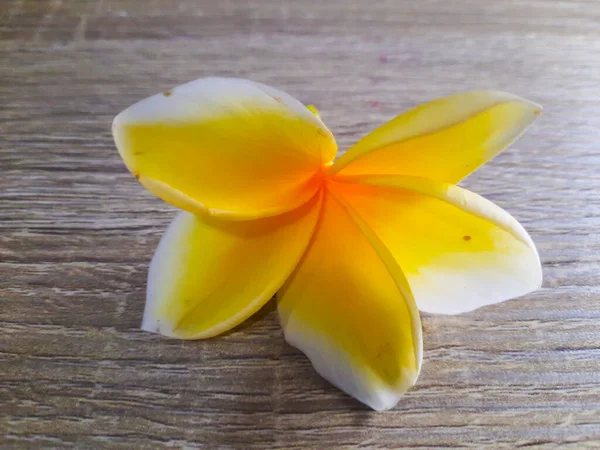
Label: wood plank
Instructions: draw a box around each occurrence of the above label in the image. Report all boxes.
[1,0,599,448]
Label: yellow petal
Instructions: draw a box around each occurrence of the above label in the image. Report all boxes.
[331,175,542,314]
[277,189,422,411]
[143,193,321,339]
[306,104,320,118]
[330,91,541,183]
[113,77,336,219]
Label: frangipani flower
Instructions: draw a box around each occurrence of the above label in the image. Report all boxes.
[112,77,542,411]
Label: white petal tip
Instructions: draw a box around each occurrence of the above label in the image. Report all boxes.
[284,332,416,412]
[141,314,171,337]
[418,273,543,316]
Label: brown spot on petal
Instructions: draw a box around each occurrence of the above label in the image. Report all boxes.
[273,96,283,103]
[534,109,542,115]
[375,341,393,359]
[463,235,472,242]
[163,90,173,97]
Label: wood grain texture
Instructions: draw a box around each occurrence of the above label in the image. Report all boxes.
[1,0,600,448]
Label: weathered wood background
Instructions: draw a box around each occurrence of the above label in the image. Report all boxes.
[2,0,600,448]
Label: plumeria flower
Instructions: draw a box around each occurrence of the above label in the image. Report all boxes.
[112,77,542,411]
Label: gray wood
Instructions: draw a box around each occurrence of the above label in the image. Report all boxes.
[1,0,599,448]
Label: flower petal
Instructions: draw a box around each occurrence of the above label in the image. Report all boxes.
[277,189,422,411]
[330,91,541,183]
[113,77,336,219]
[143,193,321,339]
[331,175,542,314]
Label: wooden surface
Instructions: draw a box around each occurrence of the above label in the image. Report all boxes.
[2,1,600,448]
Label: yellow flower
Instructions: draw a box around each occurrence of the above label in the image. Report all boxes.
[112,78,542,411]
